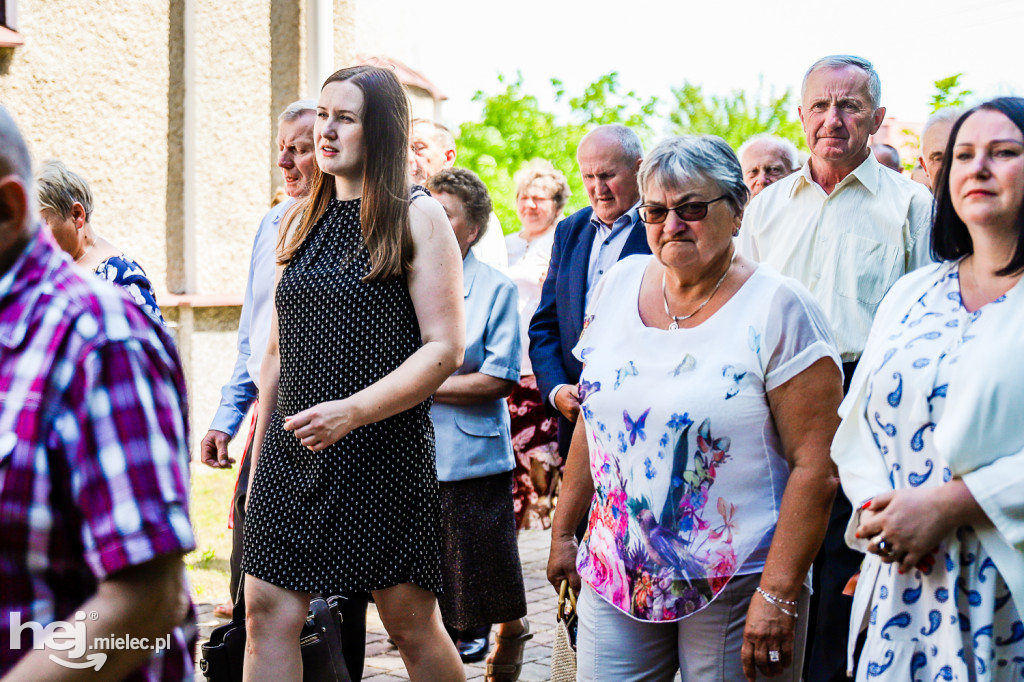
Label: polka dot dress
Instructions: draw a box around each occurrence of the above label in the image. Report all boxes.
[242,195,443,595]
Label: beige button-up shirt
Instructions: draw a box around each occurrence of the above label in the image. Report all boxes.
[737,153,934,361]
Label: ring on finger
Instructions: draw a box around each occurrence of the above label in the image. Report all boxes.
[876,537,894,558]
[769,650,781,663]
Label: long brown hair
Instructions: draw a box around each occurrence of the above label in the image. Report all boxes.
[278,65,413,281]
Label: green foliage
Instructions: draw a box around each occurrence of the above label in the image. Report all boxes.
[455,73,805,233]
[931,73,973,113]
[455,72,658,229]
[666,79,806,151]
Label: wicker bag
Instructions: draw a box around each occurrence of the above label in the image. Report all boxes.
[550,580,578,682]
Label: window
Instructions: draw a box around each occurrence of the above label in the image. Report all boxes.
[1,0,24,47]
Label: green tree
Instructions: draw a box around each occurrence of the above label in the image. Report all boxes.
[456,73,805,231]
[665,79,806,151]
[456,72,659,230]
[930,73,972,113]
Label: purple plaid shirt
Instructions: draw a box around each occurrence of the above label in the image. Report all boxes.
[0,231,196,680]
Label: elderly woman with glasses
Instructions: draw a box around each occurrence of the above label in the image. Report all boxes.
[547,135,844,681]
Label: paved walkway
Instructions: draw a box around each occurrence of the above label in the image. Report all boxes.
[196,528,560,681]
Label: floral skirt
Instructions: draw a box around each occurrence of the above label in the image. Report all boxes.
[507,375,561,529]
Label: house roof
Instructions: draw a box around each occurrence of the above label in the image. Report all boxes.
[353,54,448,101]
[0,26,24,47]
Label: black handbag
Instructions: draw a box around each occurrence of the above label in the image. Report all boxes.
[199,588,351,682]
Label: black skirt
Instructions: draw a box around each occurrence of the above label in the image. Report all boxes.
[437,471,528,630]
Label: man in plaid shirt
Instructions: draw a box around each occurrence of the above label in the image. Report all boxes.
[0,107,196,680]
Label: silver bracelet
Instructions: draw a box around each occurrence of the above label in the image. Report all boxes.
[756,586,798,618]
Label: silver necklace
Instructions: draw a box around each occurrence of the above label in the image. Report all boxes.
[662,251,735,330]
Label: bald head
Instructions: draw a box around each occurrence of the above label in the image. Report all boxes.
[0,107,32,184]
[871,144,902,172]
[0,107,37,272]
[576,125,643,225]
[738,135,798,198]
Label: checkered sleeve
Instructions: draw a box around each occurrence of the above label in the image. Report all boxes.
[61,332,196,580]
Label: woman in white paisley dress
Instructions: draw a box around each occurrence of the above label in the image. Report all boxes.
[833,98,1024,681]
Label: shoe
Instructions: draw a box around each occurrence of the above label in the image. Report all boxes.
[212,601,233,619]
[486,618,532,682]
[457,625,491,663]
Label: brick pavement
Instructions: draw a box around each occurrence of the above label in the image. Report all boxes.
[196,527,560,681]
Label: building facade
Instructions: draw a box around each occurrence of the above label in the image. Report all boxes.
[1,0,445,457]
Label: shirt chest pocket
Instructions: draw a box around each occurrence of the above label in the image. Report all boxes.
[455,412,502,438]
[834,233,902,305]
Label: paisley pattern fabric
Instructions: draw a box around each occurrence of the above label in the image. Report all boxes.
[853,261,1024,681]
[570,255,839,622]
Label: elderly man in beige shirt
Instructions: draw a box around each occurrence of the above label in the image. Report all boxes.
[737,54,933,682]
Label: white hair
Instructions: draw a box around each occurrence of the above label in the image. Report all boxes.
[736,134,799,170]
[922,107,963,138]
[802,55,882,110]
[278,99,317,123]
[579,124,644,164]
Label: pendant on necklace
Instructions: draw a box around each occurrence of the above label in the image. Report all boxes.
[669,321,679,331]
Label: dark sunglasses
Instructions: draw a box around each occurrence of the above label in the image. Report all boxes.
[639,195,728,224]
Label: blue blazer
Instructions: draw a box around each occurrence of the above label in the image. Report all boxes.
[528,206,651,428]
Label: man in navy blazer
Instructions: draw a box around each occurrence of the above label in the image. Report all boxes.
[529,124,651,459]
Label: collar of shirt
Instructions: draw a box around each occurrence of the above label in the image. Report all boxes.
[588,200,642,236]
[462,250,481,298]
[791,152,881,199]
[0,228,53,350]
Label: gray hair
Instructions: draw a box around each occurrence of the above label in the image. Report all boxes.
[278,99,317,123]
[639,135,749,216]
[580,124,644,164]
[411,118,456,152]
[922,107,963,138]
[36,159,94,222]
[802,55,882,110]
[0,106,33,186]
[736,134,799,170]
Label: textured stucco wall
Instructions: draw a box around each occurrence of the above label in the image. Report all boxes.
[0,0,173,295]
[192,0,274,297]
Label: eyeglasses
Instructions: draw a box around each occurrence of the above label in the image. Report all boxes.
[639,196,728,224]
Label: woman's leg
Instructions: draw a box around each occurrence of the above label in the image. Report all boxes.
[373,582,466,681]
[576,582,678,682]
[242,574,311,682]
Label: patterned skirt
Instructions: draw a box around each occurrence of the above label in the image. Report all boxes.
[507,375,560,529]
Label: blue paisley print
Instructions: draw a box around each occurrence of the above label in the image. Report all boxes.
[856,262,1024,681]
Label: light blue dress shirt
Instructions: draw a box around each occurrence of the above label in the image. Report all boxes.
[585,201,642,309]
[432,252,521,482]
[208,198,293,436]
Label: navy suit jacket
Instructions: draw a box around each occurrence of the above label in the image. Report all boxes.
[528,206,651,452]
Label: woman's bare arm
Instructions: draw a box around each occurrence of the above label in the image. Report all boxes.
[742,357,843,680]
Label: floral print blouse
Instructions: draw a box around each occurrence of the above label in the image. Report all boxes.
[94,255,165,325]
[572,255,839,622]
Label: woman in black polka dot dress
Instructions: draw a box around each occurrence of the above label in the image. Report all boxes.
[241,65,467,681]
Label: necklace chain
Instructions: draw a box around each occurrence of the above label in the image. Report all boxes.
[662,251,735,330]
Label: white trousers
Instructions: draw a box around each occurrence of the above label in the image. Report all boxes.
[576,573,810,682]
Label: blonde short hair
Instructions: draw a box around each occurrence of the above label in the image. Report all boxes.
[513,159,571,214]
[36,159,94,221]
